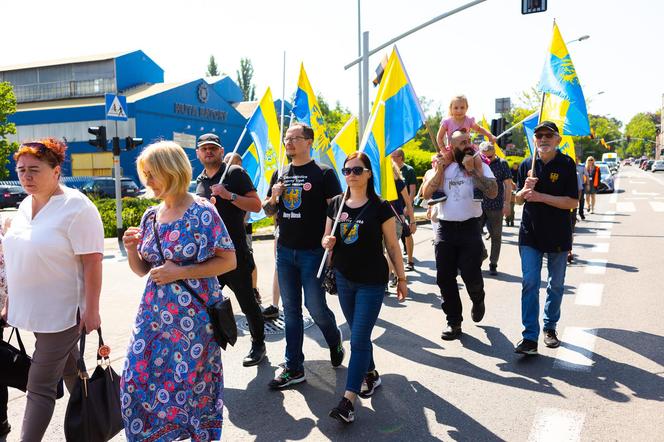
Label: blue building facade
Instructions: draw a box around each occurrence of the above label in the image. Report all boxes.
[2,50,260,183]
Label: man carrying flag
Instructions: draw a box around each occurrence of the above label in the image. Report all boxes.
[514,121,579,355]
[263,123,344,389]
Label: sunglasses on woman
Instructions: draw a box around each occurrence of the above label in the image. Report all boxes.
[341,166,370,176]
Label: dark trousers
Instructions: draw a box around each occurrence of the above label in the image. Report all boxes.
[218,250,265,344]
[434,218,486,325]
[0,328,7,422]
[578,189,585,217]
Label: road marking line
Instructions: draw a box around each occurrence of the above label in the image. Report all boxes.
[610,179,620,203]
[616,202,635,213]
[575,283,603,306]
[595,229,611,238]
[584,259,607,274]
[589,243,609,253]
[600,215,615,223]
[528,408,585,442]
[553,327,597,372]
[649,201,664,212]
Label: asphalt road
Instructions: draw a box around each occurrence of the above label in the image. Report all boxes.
[3,166,663,441]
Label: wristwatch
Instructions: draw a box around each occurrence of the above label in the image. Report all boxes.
[229,193,238,202]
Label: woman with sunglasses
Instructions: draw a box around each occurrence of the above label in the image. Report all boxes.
[322,152,408,424]
[1,138,104,441]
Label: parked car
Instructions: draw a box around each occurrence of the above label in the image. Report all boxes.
[0,185,28,209]
[642,160,655,171]
[597,164,615,193]
[651,160,664,172]
[81,177,140,198]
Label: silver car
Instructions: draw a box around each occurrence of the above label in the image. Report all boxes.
[652,160,664,172]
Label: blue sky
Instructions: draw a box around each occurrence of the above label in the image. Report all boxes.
[2,0,661,127]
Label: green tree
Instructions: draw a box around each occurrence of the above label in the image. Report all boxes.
[411,96,442,152]
[316,94,352,140]
[206,55,220,77]
[625,112,659,158]
[236,58,256,101]
[574,114,623,160]
[0,82,19,179]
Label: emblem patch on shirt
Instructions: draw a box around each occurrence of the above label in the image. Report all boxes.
[339,212,349,221]
[340,222,359,244]
[283,187,302,211]
[549,172,559,183]
[303,182,312,191]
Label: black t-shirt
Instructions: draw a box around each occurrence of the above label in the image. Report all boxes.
[517,151,578,252]
[327,196,394,284]
[391,179,406,214]
[268,160,342,250]
[196,163,255,256]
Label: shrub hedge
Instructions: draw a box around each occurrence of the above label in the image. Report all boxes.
[92,197,158,238]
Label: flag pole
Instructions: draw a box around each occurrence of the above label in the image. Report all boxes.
[277,51,287,178]
[217,126,248,184]
[531,93,547,177]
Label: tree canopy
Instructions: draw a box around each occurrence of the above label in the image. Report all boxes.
[236,58,256,101]
[0,82,19,179]
[206,55,220,77]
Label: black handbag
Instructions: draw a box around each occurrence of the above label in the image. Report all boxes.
[0,327,31,391]
[64,328,123,442]
[323,200,372,294]
[151,213,237,350]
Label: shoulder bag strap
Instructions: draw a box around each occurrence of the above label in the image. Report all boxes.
[150,212,208,308]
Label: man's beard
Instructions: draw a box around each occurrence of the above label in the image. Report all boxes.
[454,148,475,168]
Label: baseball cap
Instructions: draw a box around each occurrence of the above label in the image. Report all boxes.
[197,133,222,148]
[534,121,559,134]
[479,141,494,152]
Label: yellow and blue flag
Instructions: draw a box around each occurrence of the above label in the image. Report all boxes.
[292,63,330,162]
[538,23,590,135]
[360,47,425,200]
[243,88,284,221]
[327,117,358,191]
[480,115,506,159]
[524,112,576,160]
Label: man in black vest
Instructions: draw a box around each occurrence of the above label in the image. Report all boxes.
[263,123,344,389]
[514,121,579,355]
[195,133,266,366]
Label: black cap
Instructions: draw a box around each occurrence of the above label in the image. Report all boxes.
[197,133,222,148]
[534,121,559,134]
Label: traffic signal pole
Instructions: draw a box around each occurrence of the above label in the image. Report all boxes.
[112,120,125,256]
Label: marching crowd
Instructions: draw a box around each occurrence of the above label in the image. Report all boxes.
[0,94,595,440]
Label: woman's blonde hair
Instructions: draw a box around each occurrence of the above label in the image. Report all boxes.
[136,141,192,197]
[585,156,595,167]
[449,95,469,112]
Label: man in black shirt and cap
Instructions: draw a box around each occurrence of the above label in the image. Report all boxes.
[514,121,579,355]
[195,133,266,366]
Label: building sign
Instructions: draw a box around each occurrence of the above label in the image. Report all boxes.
[174,103,227,121]
[197,82,209,103]
[173,132,197,149]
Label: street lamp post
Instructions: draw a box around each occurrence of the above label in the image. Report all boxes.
[566,35,590,45]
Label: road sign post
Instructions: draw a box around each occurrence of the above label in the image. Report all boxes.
[105,94,129,256]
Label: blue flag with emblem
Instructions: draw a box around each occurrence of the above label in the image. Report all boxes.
[292,63,330,162]
[524,112,576,160]
[537,22,590,136]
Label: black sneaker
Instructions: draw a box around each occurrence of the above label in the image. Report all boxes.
[242,342,266,367]
[268,366,306,389]
[489,265,498,276]
[405,262,415,272]
[441,324,462,341]
[388,274,398,288]
[514,339,539,355]
[359,370,382,398]
[330,329,345,368]
[0,419,10,437]
[329,397,355,424]
[262,305,279,320]
[543,329,561,348]
[471,301,485,323]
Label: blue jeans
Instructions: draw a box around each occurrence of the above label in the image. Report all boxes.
[335,271,385,394]
[276,245,341,372]
[519,245,568,341]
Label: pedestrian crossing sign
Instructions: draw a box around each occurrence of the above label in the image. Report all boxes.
[105,94,128,121]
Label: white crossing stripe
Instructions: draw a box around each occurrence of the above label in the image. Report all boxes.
[595,229,611,238]
[553,327,597,372]
[584,259,607,275]
[649,201,664,212]
[575,283,603,306]
[616,202,635,213]
[601,215,615,223]
[589,243,609,253]
[528,408,585,442]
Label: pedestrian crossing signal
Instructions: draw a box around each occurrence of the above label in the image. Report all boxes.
[522,0,547,14]
[88,126,107,151]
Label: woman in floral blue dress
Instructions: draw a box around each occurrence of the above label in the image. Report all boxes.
[121,141,237,442]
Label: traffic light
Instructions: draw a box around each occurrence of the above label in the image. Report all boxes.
[125,137,143,151]
[499,131,513,149]
[522,0,547,14]
[88,126,107,150]
[491,118,509,148]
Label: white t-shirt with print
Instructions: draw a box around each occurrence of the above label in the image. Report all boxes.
[437,162,495,222]
[4,186,104,332]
